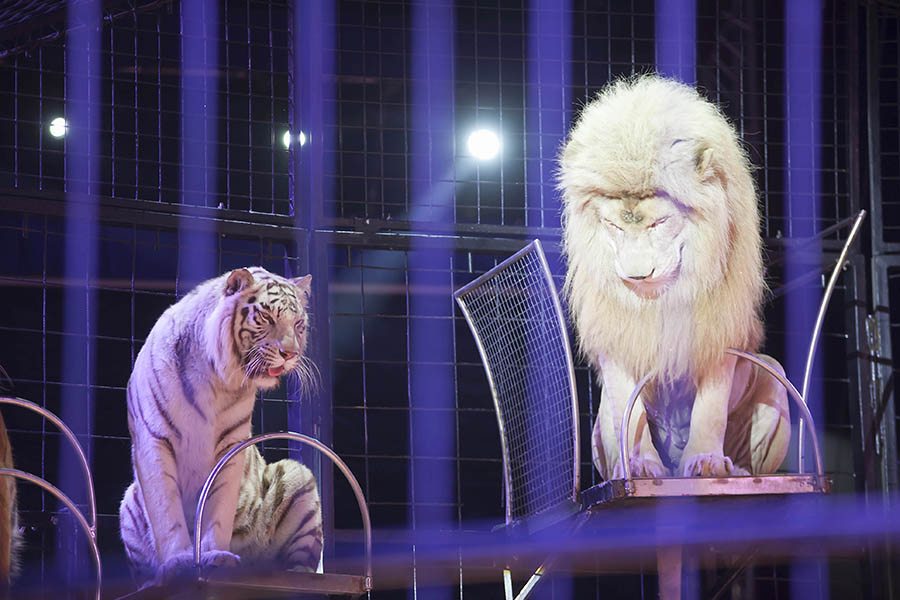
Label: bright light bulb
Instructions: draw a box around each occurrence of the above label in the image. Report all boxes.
[298,131,307,147]
[48,117,67,138]
[467,129,500,160]
[281,130,292,148]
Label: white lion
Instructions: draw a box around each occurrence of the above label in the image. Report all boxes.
[558,75,790,478]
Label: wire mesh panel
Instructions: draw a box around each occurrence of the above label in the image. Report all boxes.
[454,239,577,524]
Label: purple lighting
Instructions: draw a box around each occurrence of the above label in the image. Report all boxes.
[655,0,696,84]
[409,1,456,596]
[178,0,218,292]
[527,0,571,231]
[291,0,336,479]
[785,0,826,596]
[60,0,100,582]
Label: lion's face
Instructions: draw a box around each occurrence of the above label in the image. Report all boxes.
[590,194,689,299]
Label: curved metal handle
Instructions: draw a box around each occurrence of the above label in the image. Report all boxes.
[193,432,372,591]
[0,468,101,600]
[619,350,824,483]
[798,209,866,473]
[0,397,97,535]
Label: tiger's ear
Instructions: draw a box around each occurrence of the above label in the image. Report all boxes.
[225,268,254,296]
[291,274,312,307]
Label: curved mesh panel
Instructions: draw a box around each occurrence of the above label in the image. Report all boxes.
[454,240,578,524]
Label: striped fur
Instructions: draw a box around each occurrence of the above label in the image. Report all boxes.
[119,267,322,584]
[0,408,20,585]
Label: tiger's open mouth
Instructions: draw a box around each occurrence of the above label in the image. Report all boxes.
[267,366,284,377]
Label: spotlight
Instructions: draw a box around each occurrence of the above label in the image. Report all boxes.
[281,130,307,149]
[48,117,67,138]
[467,129,500,160]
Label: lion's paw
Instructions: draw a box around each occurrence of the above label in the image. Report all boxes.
[681,453,745,477]
[610,455,670,479]
[631,455,670,478]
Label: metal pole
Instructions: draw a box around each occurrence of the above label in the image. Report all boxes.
[798,209,866,472]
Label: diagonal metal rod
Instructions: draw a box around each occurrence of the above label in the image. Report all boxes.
[798,209,866,473]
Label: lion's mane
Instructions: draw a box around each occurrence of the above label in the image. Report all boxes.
[558,75,764,381]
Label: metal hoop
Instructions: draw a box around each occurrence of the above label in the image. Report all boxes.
[193,432,372,592]
[0,468,101,600]
[619,350,825,482]
[0,397,97,534]
[798,209,866,472]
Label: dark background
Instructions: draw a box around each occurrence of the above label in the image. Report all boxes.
[0,0,897,598]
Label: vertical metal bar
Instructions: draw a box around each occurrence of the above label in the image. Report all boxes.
[179,0,218,290]
[870,257,900,494]
[785,0,823,489]
[293,0,336,562]
[61,0,100,581]
[527,0,571,230]
[869,256,900,599]
[655,0,697,84]
[866,3,899,497]
[867,4,885,257]
[408,6,456,596]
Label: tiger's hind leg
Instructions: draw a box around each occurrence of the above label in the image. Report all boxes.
[119,481,157,581]
[268,459,322,572]
[231,452,322,572]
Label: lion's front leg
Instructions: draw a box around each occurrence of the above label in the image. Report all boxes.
[680,353,747,476]
[593,356,668,480]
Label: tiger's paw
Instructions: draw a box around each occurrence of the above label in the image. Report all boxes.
[152,552,196,586]
[200,549,241,571]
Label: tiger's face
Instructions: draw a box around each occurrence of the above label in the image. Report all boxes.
[225,268,314,390]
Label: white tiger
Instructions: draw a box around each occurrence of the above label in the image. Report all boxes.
[119,267,323,584]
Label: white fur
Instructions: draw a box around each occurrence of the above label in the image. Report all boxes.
[119,267,322,583]
[558,75,787,478]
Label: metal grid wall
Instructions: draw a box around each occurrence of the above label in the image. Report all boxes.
[695,0,854,239]
[876,4,900,494]
[0,208,309,585]
[326,0,856,237]
[869,2,900,500]
[330,2,409,222]
[0,0,294,214]
[876,4,900,245]
[0,0,879,597]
